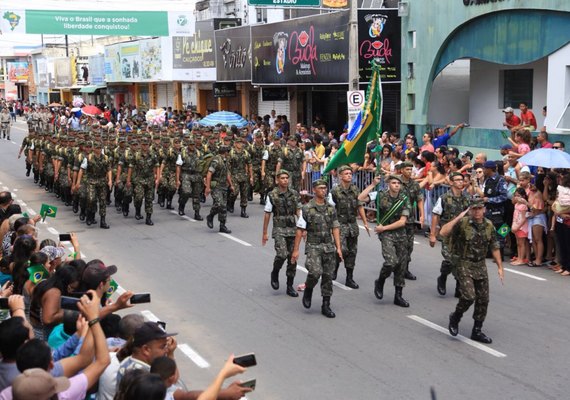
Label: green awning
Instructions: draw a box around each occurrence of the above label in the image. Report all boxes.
[79,85,106,93]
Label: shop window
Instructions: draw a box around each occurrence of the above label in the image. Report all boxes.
[556,99,570,131]
[502,69,533,109]
[407,62,414,79]
[407,93,415,111]
[407,31,416,49]
[256,8,267,23]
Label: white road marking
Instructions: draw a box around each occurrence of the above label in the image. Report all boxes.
[504,268,546,281]
[218,233,252,247]
[47,227,59,235]
[178,343,210,369]
[296,265,352,291]
[407,315,507,358]
[141,310,160,322]
[12,188,18,192]
[1,186,8,191]
[414,241,420,245]
[170,210,196,222]
[10,141,17,145]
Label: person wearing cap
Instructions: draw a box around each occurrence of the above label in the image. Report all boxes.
[478,160,508,260]
[440,197,504,344]
[276,136,305,193]
[0,107,11,140]
[176,137,204,220]
[291,179,342,318]
[327,165,370,289]
[502,107,521,131]
[38,134,57,194]
[263,169,302,297]
[17,129,34,178]
[249,130,267,204]
[205,145,234,234]
[157,137,178,211]
[116,322,178,386]
[54,136,73,207]
[261,135,282,201]
[227,138,253,218]
[430,171,471,297]
[71,140,92,221]
[358,174,412,307]
[127,138,161,226]
[115,138,135,217]
[76,142,112,229]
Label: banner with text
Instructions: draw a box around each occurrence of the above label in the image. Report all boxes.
[104,38,163,83]
[172,21,216,81]
[357,9,401,83]
[215,26,252,82]
[251,11,349,85]
[0,9,194,36]
[89,55,106,85]
[7,61,29,82]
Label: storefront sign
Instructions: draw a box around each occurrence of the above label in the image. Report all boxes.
[104,38,163,82]
[215,26,252,82]
[54,58,72,87]
[262,87,288,101]
[0,9,194,36]
[172,21,216,81]
[252,11,349,85]
[358,9,401,83]
[213,82,237,98]
[248,0,320,6]
[7,61,29,82]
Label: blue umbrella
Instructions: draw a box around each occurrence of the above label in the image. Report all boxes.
[199,111,248,128]
[518,148,570,168]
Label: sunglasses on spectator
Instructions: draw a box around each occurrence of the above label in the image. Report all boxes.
[553,146,561,149]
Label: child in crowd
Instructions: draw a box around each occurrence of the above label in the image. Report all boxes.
[511,188,530,265]
[552,184,570,214]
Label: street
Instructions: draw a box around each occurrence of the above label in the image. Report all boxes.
[1,120,568,400]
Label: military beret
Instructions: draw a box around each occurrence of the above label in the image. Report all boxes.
[337,165,352,174]
[312,179,328,188]
[449,172,463,180]
[401,161,413,168]
[387,174,403,183]
[470,197,485,208]
[276,169,290,177]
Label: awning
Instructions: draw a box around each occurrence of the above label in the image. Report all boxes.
[79,85,106,93]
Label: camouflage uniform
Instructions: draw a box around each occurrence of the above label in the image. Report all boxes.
[1,110,10,139]
[72,148,89,220]
[56,142,73,205]
[249,139,266,202]
[208,154,230,224]
[449,216,499,322]
[227,147,252,211]
[374,189,411,287]
[330,183,363,286]
[117,146,134,215]
[177,146,203,215]
[263,145,281,196]
[299,199,340,297]
[158,145,178,209]
[267,186,302,284]
[20,134,34,176]
[130,150,159,216]
[82,151,111,219]
[401,177,424,277]
[41,141,56,192]
[279,146,304,191]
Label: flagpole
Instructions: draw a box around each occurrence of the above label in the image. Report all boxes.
[373,60,384,224]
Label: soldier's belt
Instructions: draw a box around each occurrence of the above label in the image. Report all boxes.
[338,218,357,224]
[306,238,333,244]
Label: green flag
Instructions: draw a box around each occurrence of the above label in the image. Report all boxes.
[40,204,57,220]
[323,62,382,174]
[27,264,49,284]
[106,279,119,299]
[497,223,511,238]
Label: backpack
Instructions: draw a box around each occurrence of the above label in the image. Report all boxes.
[198,153,214,177]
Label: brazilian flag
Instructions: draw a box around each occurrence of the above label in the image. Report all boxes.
[497,223,511,238]
[106,279,119,299]
[40,204,57,221]
[27,264,49,284]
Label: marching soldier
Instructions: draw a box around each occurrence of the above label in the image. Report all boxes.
[277,136,305,192]
[205,145,233,233]
[262,169,302,297]
[441,198,504,344]
[358,175,412,307]
[249,130,266,204]
[329,165,370,289]
[158,137,179,210]
[292,179,343,318]
[17,129,35,177]
[176,138,204,220]
[430,171,471,297]
[1,108,10,140]
[116,139,137,217]
[72,140,92,222]
[227,137,253,218]
[127,137,161,226]
[261,134,282,201]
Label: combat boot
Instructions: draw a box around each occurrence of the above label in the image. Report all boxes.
[90,213,98,225]
[206,213,214,229]
[73,202,79,214]
[394,287,410,307]
[374,277,385,300]
[449,312,462,336]
[158,193,165,207]
[135,207,143,220]
[345,269,359,289]
[471,321,492,344]
[200,193,206,203]
[437,274,447,296]
[247,187,253,201]
[100,216,110,229]
[79,209,86,222]
[122,203,129,217]
[271,262,280,290]
[302,287,313,309]
[259,194,266,205]
[227,201,235,214]
[404,270,417,280]
[219,224,231,234]
[321,296,335,318]
[286,276,298,297]
[166,199,174,210]
[178,204,185,216]
[332,264,339,281]
[85,212,92,226]
[145,213,154,226]
[455,281,461,298]
[240,207,249,218]
[194,211,203,221]
[26,165,31,177]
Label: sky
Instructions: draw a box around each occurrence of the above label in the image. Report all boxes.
[0,0,196,50]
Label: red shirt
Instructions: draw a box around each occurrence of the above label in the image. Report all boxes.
[520,110,537,129]
[540,141,553,149]
[505,115,521,127]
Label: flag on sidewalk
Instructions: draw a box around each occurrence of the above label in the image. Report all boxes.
[323,63,383,174]
[27,264,49,284]
[39,204,57,221]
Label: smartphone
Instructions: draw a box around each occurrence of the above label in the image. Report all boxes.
[0,297,9,309]
[233,353,257,368]
[60,296,80,311]
[240,379,256,390]
[130,293,151,304]
[68,291,90,299]
[59,233,72,242]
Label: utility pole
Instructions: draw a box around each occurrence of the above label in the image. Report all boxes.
[348,0,359,91]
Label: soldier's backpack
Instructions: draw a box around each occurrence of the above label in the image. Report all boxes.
[198,153,214,177]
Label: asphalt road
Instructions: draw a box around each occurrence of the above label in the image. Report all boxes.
[1,120,568,400]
